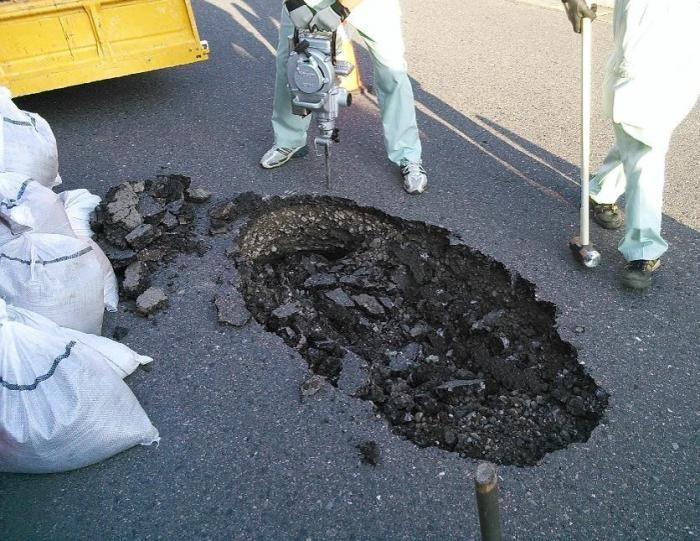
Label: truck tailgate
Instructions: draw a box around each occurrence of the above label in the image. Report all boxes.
[0,0,209,96]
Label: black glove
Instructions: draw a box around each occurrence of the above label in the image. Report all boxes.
[562,0,597,33]
[285,0,314,30]
[310,1,350,32]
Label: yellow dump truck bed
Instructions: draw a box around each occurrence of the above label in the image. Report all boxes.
[0,0,209,96]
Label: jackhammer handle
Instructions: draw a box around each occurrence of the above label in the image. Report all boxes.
[580,16,592,245]
[295,39,311,56]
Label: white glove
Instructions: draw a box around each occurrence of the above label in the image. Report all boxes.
[310,1,350,32]
[285,0,314,30]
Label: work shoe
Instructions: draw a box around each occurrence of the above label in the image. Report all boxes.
[622,259,660,290]
[590,198,624,230]
[400,160,428,195]
[260,145,308,169]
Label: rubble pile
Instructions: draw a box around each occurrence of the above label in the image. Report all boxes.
[232,195,608,466]
[91,174,210,316]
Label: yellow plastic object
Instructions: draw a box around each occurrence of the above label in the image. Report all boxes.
[337,25,362,94]
[0,0,209,97]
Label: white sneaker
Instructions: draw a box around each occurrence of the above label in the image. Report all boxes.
[400,160,428,194]
[260,145,307,169]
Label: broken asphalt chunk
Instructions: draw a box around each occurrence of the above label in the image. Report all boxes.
[272,302,302,319]
[122,261,151,299]
[325,288,355,308]
[185,187,212,204]
[389,343,421,373]
[136,287,168,317]
[435,379,485,396]
[338,351,369,395]
[125,223,159,251]
[101,246,137,272]
[304,273,337,288]
[151,174,190,201]
[352,294,385,316]
[215,291,252,327]
[161,212,179,230]
[300,374,328,398]
[138,195,166,225]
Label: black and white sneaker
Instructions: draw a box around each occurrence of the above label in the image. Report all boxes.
[400,160,428,194]
[260,145,308,169]
[622,259,661,290]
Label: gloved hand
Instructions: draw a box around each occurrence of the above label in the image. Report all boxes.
[562,0,597,33]
[310,1,351,32]
[285,0,314,30]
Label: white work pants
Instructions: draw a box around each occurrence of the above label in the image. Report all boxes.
[591,0,700,261]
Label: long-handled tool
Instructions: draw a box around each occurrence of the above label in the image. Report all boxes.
[569,16,601,268]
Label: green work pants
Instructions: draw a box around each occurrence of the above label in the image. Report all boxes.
[590,123,669,262]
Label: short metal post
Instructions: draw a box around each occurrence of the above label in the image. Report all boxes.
[475,462,503,541]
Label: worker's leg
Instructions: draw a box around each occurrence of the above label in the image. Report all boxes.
[615,123,668,262]
[590,144,626,204]
[271,7,311,149]
[348,0,422,165]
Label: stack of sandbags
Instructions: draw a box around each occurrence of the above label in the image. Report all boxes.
[0,87,159,473]
[0,298,159,473]
[0,172,117,334]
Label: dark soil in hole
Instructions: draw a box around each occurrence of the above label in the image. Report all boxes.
[230,194,608,467]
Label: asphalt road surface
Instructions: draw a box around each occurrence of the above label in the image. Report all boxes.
[1,0,698,539]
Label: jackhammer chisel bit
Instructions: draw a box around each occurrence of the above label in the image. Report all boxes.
[314,138,332,188]
[324,144,331,189]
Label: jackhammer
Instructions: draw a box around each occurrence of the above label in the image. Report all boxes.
[287,28,354,188]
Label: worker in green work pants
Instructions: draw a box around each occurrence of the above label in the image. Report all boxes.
[563,0,700,289]
[261,0,428,195]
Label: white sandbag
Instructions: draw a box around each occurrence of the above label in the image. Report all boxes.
[58,189,101,239]
[88,239,119,312]
[59,189,119,311]
[0,299,159,474]
[0,87,61,188]
[0,172,74,238]
[0,176,118,312]
[5,302,152,379]
[0,232,105,334]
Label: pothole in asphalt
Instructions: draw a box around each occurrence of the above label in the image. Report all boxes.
[232,194,608,467]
